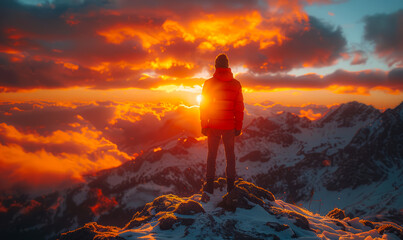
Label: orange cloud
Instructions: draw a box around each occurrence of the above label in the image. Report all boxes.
[299,109,322,120]
[0,0,349,91]
[0,122,130,194]
[21,199,41,214]
[350,51,368,65]
[0,101,205,195]
[1,98,388,196]
[89,189,118,216]
[55,60,79,71]
[327,85,371,95]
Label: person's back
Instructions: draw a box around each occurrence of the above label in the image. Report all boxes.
[201,70,243,130]
[200,54,244,194]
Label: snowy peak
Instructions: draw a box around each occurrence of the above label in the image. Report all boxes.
[245,111,311,138]
[384,100,403,122]
[324,101,403,191]
[58,179,403,240]
[395,101,403,119]
[319,101,380,127]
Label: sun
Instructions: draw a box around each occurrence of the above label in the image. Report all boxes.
[197,95,202,105]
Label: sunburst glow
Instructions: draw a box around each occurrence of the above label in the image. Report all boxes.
[197,94,202,105]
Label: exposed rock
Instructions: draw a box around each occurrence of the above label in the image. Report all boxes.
[377,224,403,239]
[218,185,265,211]
[158,211,197,231]
[326,208,346,220]
[331,219,347,231]
[58,222,123,240]
[125,194,200,230]
[173,200,205,215]
[266,222,290,232]
[200,192,210,203]
[124,215,151,229]
[268,207,311,231]
[58,180,403,240]
[236,180,275,202]
[214,177,228,191]
[359,220,375,229]
[214,178,275,212]
[158,213,179,230]
[148,194,183,214]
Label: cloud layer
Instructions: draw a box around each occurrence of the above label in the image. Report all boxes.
[0,101,208,195]
[239,68,403,94]
[0,0,355,92]
[0,100,334,194]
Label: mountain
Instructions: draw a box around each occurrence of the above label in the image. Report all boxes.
[1,101,402,240]
[58,179,403,240]
[325,101,403,190]
[318,101,380,127]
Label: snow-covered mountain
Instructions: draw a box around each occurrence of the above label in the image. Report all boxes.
[58,179,403,240]
[1,101,402,240]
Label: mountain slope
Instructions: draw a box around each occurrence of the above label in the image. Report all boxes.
[325,101,403,190]
[58,179,403,240]
[1,101,402,240]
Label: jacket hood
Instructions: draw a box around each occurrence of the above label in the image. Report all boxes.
[213,68,234,81]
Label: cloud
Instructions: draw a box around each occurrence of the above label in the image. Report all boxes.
[0,100,337,194]
[251,16,346,72]
[89,188,118,216]
[350,50,368,65]
[0,101,205,195]
[364,9,403,67]
[238,68,403,94]
[299,109,322,120]
[0,122,131,195]
[0,0,349,91]
[0,101,200,194]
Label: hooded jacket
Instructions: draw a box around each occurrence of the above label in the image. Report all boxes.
[200,68,244,130]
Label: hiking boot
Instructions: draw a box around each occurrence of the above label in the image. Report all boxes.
[203,179,214,194]
[227,178,235,193]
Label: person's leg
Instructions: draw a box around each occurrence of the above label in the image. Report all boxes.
[205,129,221,193]
[222,129,236,192]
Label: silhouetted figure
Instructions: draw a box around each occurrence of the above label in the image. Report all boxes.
[200,54,244,194]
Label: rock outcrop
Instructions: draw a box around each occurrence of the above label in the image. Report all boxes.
[59,179,403,240]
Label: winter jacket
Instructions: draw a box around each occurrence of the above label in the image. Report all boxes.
[200,68,244,130]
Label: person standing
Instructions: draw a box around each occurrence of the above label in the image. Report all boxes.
[200,53,244,194]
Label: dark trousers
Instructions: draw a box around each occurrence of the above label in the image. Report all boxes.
[206,129,236,180]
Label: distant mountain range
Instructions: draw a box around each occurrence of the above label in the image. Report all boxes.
[1,101,402,240]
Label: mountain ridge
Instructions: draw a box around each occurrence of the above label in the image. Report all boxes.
[58,179,403,240]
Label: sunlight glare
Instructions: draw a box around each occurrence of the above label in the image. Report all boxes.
[197,94,202,105]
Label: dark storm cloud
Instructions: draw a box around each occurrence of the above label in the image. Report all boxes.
[243,16,347,73]
[364,9,403,67]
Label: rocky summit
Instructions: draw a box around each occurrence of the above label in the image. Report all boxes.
[58,179,403,240]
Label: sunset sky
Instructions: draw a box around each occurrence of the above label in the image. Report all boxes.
[0,0,402,194]
[0,0,402,107]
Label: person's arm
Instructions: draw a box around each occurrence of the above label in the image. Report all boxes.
[234,83,244,131]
